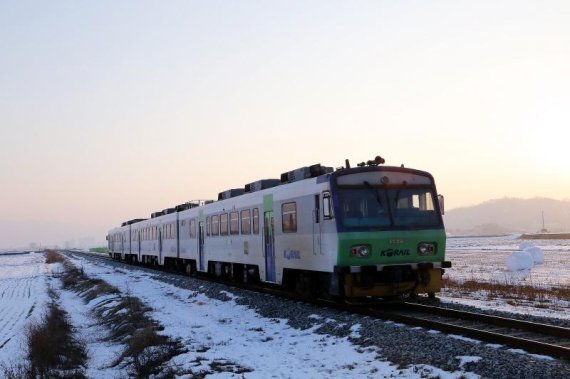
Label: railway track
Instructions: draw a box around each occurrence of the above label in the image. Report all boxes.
[67,250,570,361]
[361,302,570,360]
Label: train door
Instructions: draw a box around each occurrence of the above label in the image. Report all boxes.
[137,231,141,262]
[313,194,322,255]
[158,228,163,266]
[264,211,276,282]
[198,221,205,271]
[121,233,125,259]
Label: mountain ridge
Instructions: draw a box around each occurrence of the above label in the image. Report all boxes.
[444,197,570,236]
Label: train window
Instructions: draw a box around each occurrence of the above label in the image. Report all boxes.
[282,202,297,233]
[206,216,210,236]
[252,208,259,234]
[220,213,229,236]
[240,209,251,234]
[323,191,333,220]
[230,212,239,235]
[189,219,196,238]
[212,215,219,236]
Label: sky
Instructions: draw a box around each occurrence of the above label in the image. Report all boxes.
[1,1,569,247]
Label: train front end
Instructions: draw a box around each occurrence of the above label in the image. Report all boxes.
[329,165,450,298]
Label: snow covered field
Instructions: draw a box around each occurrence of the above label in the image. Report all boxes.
[445,235,570,287]
[441,235,570,320]
[0,252,52,369]
[0,236,568,377]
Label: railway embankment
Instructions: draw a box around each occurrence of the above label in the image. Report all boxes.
[69,250,570,379]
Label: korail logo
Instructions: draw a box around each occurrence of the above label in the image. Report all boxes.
[380,249,410,257]
[283,249,301,260]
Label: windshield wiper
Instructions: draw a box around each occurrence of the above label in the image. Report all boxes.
[363,181,382,206]
[363,181,394,225]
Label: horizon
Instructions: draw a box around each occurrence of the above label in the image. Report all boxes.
[2,1,569,247]
[2,195,569,250]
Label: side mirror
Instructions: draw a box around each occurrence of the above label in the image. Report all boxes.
[438,195,445,215]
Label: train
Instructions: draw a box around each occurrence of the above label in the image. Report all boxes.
[107,156,450,299]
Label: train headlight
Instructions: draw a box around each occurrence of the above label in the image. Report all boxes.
[350,245,371,258]
[417,242,437,256]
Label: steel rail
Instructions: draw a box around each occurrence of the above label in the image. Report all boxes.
[401,302,570,339]
[362,303,570,360]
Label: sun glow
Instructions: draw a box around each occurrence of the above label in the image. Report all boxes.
[527,101,570,172]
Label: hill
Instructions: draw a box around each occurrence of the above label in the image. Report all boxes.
[444,197,570,236]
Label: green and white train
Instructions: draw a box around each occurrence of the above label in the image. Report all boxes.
[108,157,450,298]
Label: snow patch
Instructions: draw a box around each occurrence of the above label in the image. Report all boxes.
[449,334,481,344]
[349,324,361,338]
[457,355,482,368]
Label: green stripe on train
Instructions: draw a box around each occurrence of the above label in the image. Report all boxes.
[337,229,446,266]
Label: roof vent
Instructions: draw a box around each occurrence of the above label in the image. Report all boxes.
[244,179,281,193]
[218,188,245,200]
[127,218,146,225]
[151,211,164,218]
[175,203,191,212]
[280,164,333,183]
[163,208,176,215]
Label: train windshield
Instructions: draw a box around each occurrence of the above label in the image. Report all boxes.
[338,187,441,230]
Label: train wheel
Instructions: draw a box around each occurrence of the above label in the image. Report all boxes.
[185,263,193,275]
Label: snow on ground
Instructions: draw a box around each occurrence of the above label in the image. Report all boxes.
[0,252,51,369]
[1,237,568,377]
[442,235,570,320]
[64,254,477,378]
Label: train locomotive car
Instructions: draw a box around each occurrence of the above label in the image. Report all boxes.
[108,157,450,298]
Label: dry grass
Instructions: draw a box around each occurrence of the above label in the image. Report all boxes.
[442,277,570,303]
[45,249,65,264]
[12,300,88,379]
[26,302,87,378]
[58,256,185,377]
